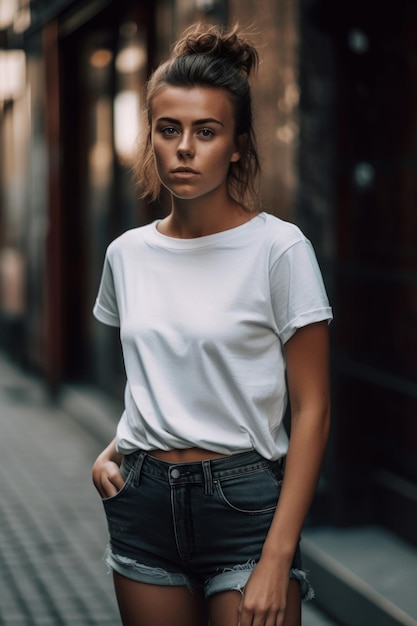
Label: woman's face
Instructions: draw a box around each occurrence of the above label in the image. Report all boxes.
[150,86,241,201]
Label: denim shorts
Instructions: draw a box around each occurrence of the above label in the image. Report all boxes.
[101,449,313,600]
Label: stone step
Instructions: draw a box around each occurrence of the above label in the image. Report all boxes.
[303,526,417,626]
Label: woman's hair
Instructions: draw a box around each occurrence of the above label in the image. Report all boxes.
[134,22,261,209]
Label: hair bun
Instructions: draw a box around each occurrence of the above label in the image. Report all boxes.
[172,23,258,77]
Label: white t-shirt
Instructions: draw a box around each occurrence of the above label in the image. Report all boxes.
[93,212,332,460]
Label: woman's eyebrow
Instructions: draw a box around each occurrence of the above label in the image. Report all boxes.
[156,116,224,127]
[193,117,224,127]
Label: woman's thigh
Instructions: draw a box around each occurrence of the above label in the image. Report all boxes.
[113,572,207,626]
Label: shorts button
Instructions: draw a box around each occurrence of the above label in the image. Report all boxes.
[171,468,181,479]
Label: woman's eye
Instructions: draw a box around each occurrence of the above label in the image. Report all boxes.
[199,128,214,138]
[162,127,178,136]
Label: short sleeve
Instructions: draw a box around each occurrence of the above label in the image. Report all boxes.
[93,248,120,327]
[270,238,332,344]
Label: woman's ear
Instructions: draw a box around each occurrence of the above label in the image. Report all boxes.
[231,133,248,163]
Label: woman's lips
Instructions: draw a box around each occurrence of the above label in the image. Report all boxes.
[171,167,200,178]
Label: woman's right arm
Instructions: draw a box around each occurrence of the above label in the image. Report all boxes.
[92,437,125,498]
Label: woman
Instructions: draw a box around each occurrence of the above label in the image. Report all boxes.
[92,23,332,626]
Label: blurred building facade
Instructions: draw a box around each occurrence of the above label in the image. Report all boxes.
[0,0,416,548]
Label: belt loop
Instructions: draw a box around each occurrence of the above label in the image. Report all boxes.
[133,451,146,486]
[202,460,214,496]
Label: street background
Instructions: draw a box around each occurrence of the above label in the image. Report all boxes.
[1,1,417,625]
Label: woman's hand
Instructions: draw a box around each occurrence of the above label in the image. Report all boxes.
[92,438,125,499]
[238,556,291,626]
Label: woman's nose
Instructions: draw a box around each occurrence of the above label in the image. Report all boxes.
[177,133,194,158]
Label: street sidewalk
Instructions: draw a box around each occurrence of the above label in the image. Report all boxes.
[0,354,120,626]
[0,352,339,626]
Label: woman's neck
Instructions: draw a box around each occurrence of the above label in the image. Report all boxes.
[158,194,252,239]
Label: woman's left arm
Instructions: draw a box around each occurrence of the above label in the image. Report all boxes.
[239,321,331,626]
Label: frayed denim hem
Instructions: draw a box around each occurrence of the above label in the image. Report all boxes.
[204,560,314,601]
[103,545,195,592]
[290,568,315,601]
[103,548,314,601]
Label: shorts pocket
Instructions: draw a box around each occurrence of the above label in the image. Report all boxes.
[214,466,282,514]
[101,455,136,505]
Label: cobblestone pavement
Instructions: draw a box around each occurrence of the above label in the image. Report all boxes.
[0,356,120,626]
[0,354,340,626]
